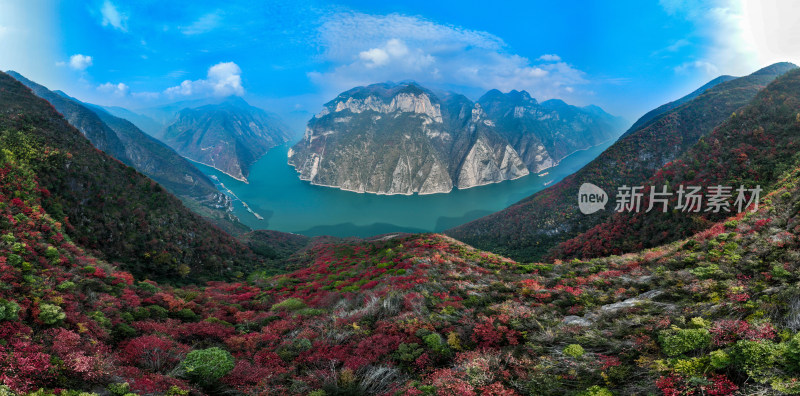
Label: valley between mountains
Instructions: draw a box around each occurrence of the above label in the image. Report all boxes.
[1,62,800,396]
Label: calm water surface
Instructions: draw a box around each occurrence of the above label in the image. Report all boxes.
[194,139,616,237]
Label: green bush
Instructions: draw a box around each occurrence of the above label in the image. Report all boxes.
[132,307,151,320]
[0,299,20,321]
[579,385,614,396]
[38,303,65,325]
[672,357,708,376]
[147,305,168,319]
[90,311,111,328]
[297,308,325,316]
[294,338,313,352]
[112,323,137,341]
[732,339,784,382]
[107,382,131,396]
[136,281,158,294]
[172,308,198,321]
[564,344,585,358]
[689,264,721,279]
[710,349,731,369]
[164,386,189,396]
[179,347,235,385]
[785,333,800,370]
[771,377,800,394]
[423,333,450,355]
[7,253,22,267]
[394,343,423,362]
[689,317,709,329]
[772,264,792,279]
[270,298,307,312]
[44,245,59,260]
[659,328,711,356]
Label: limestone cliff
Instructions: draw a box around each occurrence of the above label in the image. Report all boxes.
[479,90,626,172]
[289,83,529,194]
[289,82,621,195]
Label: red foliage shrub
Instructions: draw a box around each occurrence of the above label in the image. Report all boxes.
[0,340,54,393]
[428,368,476,396]
[656,374,738,396]
[120,335,189,373]
[223,353,289,390]
[478,382,519,396]
[471,316,520,348]
[117,366,191,395]
[177,321,236,342]
[710,320,775,346]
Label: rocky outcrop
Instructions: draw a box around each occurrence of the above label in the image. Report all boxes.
[479,90,626,171]
[289,82,620,195]
[288,87,455,194]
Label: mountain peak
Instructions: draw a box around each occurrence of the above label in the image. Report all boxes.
[477,89,537,106]
[220,95,250,108]
[540,98,569,110]
[164,97,290,181]
[750,61,798,76]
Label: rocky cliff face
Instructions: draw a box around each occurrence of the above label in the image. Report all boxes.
[289,82,620,195]
[289,83,533,194]
[163,97,291,182]
[478,90,627,172]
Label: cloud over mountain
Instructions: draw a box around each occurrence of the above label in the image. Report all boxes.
[164,61,244,97]
[308,12,588,100]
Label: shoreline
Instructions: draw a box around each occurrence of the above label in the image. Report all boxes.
[283,138,616,197]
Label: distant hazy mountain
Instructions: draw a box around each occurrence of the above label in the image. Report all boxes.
[99,105,163,137]
[135,98,219,132]
[288,82,623,195]
[7,71,248,235]
[162,97,291,182]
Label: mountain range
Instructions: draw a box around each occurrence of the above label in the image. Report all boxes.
[6,71,249,235]
[0,71,267,280]
[2,63,800,395]
[288,82,626,195]
[447,62,799,261]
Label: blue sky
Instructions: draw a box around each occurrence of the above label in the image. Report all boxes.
[1,0,798,126]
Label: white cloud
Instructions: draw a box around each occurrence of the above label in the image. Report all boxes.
[164,61,245,97]
[97,82,129,97]
[100,0,127,32]
[661,0,800,77]
[66,54,93,70]
[538,54,561,62]
[180,11,222,35]
[309,12,588,100]
[665,39,690,52]
[358,39,434,70]
[674,60,719,74]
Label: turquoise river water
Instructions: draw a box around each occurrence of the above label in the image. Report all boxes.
[193,139,616,237]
